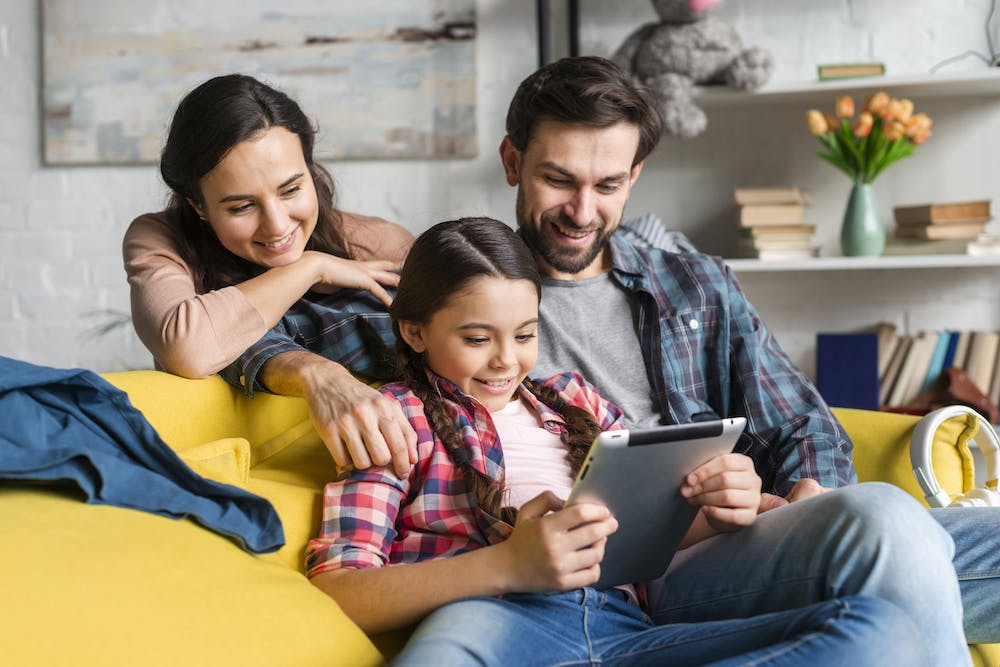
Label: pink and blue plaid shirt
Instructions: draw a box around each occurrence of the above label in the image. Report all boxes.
[305,370,625,578]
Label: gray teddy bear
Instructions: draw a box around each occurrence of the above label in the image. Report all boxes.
[612,0,773,138]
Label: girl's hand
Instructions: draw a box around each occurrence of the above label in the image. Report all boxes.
[305,252,401,307]
[680,453,761,533]
[302,362,418,478]
[498,491,618,593]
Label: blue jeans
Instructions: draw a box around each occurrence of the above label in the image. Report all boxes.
[391,588,921,666]
[644,482,970,666]
[931,504,1000,643]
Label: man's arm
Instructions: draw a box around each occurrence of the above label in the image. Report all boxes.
[721,264,857,495]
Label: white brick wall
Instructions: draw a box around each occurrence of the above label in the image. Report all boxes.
[2,0,1000,376]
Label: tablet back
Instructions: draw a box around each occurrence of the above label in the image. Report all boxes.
[565,417,746,589]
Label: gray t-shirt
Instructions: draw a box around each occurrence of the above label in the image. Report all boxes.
[534,273,662,428]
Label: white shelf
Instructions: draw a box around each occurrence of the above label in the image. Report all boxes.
[696,68,1000,108]
[725,254,1000,273]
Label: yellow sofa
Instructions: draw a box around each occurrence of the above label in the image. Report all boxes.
[1,371,996,666]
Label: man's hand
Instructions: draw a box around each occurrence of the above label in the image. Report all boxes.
[680,453,762,533]
[304,365,418,478]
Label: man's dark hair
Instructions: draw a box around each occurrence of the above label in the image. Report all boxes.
[505,56,663,166]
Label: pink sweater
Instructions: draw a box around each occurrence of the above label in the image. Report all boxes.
[123,210,413,377]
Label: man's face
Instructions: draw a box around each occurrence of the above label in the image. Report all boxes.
[500,119,643,280]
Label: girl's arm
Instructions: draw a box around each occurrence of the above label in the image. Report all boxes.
[678,452,762,549]
[311,492,618,634]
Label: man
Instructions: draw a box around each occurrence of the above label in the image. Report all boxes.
[499,55,993,665]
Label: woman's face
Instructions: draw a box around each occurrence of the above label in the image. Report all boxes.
[192,126,319,268]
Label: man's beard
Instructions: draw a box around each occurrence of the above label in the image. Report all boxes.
[516,191,612,276]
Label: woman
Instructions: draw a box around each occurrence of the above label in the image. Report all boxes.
[124,74,417,477]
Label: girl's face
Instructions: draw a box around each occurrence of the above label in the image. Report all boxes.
[400,277,540,412]
[191,126,319,268]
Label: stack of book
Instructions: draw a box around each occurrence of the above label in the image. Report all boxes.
[892,199,992,244]
[816,323,1000,419]
[733,186,819,261]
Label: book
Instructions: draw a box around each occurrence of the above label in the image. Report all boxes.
[964,331,1000,395]
[879,335,912,406]
[919,330,952,395]
[816,332,880,410]
[893,199,992,225]
[888,331,937,407]
[738,237,814,252]
[940,330,960,370]
[951,330,973,369]
[743,224,816,237]
[739,246,820,261]
[990,340,1000,409]
[817,62,886,80]
[733,187,812,206]
[871,322,898,379]
[881,239,970,255]
[739,204,806,226]
[894,221,988,240]
[901,331,940,405]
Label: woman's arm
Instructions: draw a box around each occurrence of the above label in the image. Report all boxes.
[124,211,411,377]
[311,492,617,635]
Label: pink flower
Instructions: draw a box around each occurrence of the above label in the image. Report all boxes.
[689,0,722,10]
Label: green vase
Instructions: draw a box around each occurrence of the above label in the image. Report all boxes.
[841,183,885,257]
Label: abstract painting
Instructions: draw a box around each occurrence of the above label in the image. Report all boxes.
[41,0,477,164]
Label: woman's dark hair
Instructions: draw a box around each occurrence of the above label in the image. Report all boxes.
[505,56,663,166]
[159,73,351,291]
[391,217,599,524]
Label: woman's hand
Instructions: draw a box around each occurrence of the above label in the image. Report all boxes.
[680,453,762,533]
[305,252,401,307]
[302,362,418,478]
[496,491,618,593]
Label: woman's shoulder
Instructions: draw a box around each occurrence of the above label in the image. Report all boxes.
[124,209,182,247]
[340,212,414,263]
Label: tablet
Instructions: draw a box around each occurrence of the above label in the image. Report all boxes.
[565,417,747,589]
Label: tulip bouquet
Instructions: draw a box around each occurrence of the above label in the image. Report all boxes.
[805,93,932,184]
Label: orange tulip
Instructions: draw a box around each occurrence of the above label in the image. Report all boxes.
[883,120,906,141]
[835,95,855,118]
[897,99,914,122]
[806,109,828,135]
[853,111,874,137]
[911,129,931,145]
[864,91,889,115]
[882,98,906,121]
[905,112,933,135]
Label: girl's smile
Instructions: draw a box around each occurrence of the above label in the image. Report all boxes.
[399,277,539,412]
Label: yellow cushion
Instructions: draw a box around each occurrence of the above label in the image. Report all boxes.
[834,407,977,506]
[0,486,381,667]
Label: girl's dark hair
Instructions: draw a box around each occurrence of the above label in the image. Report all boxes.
[505,56,663,167]
[159,73,351,291]
[391,217,599,524]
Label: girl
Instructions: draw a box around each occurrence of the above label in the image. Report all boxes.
[306,217,922,666]
[124,74,416,478]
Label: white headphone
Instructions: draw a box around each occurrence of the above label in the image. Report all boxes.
[910,404,1000,508]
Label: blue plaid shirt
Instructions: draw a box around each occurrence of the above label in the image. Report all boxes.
[601,233,856,495]
[220,288,397,397]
